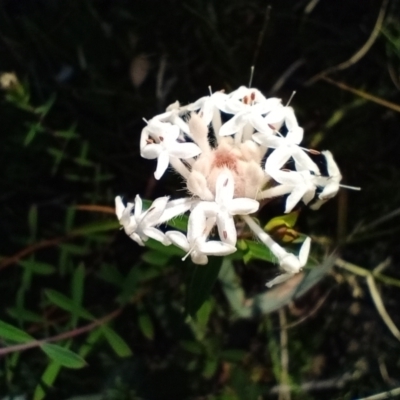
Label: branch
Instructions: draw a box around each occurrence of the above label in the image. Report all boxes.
[0,308,121,357]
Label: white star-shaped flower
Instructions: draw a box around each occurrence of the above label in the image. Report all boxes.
[187,90,228,126]
[140,119,202,179]
[217,86,282,137]
[166,205,236,265]
[213,171,259,245]
[115,195,170,246]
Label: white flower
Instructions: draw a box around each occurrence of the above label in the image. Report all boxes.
[187,90,228,126]
[212,171,259,245]
[115,195,170,246]
[217,86,282,137]
[267,169,317,213]
[140,119,201,180]
[241,215,311,287]
[166,204,236,265]
[265,237,311,287]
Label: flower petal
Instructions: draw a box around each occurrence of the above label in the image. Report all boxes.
[216,211,237,245]
[199,240,237,256]
[168,142,202,159]
[144,196,169,225]
[134,195,143,219]
[115,196,125,220]
[229,198,259,215]
[165,231,189,251]
[143,227,169,245]
[215,170,234,205]
[154,150,170,180]
[141,143,162,159]
[219,114,246,136]
[285,185,307,213]
[298,237,311,266]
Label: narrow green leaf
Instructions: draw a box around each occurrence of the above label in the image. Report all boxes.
[138,313,155,340]
[185,257,222,317]
[145,238,184,256]
[33,361,62,400]
[71,264,85,306]
[243,240,275,264]
[71,220,119,236]
[196,300,213,328]
[34,93,56,117]
[45,289,93,321]
[0,320,35,343]
[78,328,103,358]
[58,243,88,255]
[96,264,124,287]
[19,260,56,275]
[7,307,42,323]
[40,343,86,369]
[24,123,41,146]
[102,326,132,357]
[141,250,171,267]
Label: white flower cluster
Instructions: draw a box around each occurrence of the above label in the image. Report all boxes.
[116,86,345,287]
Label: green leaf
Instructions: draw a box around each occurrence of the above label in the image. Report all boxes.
[102,326,133,357]
[195,299,213,328]
[24,122,42,146]
[71,220,119,235]
[185,257,222,317]
[167,214,188,231]
[78,328,103,358]
[33,361,62,400]
[243,240,275,264]
[138,312,155,340]
[7,307,42,323]
[145,238,184,256]
[141,250,171,267]
[34,93,56,116]
[0,320,35,343]
[40,343,86,369]
[19,260,56,275]
[45,289,93,321]
[71,263,85,306]
[96,264,124,287]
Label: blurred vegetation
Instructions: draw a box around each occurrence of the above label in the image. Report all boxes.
[1,0,400,399]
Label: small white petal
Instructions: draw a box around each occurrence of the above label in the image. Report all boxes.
[215,171,234,205]
[279,253,302,274]
[143,227,169,245]
[229,198,259,215]
[165,231,189,251]
[216,211,237,245]
[299,237,311,266]
[154,150,170,180]
[219,114,245,136]
[115,196,125,220]
[144,196,169,225]
[134,195,143,219]
[191,251,208,265]
[285,186,307,213]
[286,126,303,145]
[199,240,237,256]
[168,142,202,159]
[141,143,162,159]
[130,232,145,247]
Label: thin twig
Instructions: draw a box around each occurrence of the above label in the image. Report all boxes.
[0,308,121,357]
[278,308,291,400]
[335,258,400,342]
[355,387,400,400]
[307,0,389,84]
[251,4,272,71]
[321,77,400,113]
[74,205,114,214]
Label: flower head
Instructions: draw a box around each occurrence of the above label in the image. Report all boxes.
[116,85,354,286]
